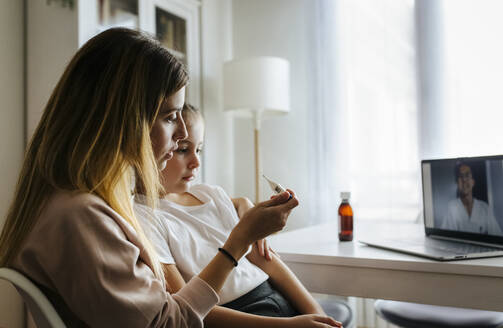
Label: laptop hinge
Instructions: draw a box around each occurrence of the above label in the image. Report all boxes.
[430,235,503,249]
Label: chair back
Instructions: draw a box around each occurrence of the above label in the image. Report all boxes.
[375,299,503,328]
[0,268,66,328]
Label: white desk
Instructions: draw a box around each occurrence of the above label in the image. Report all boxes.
[268,220,503,311]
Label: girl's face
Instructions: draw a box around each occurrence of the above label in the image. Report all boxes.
[150,87,187,171]
[161,114,204,194]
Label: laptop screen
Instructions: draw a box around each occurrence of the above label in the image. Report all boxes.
[422,155,503,244]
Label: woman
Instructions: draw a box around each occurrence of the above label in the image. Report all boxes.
[0,28,340,327]
[0,28,327,327]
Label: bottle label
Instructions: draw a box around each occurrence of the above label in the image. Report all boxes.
[339,215,354,232]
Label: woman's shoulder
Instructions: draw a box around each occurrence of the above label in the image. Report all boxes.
[41,190,124,234]
[16,191,132,274]
[45,190,112,217]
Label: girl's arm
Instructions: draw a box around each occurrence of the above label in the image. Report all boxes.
[231,197,254,219]
[245,247,326,316]
[230,192,323,315]
[163,264,338,328]
[163,264,288,327]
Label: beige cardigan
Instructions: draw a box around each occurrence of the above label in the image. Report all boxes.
[12,191,219,327]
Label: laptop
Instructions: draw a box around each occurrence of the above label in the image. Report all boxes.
[360,155,503,261]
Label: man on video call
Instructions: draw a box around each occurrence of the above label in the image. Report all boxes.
[442,161,503,235]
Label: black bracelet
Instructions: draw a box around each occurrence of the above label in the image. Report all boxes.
[218,247,238,267]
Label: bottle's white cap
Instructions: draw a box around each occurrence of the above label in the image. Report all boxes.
[340,191,351,200]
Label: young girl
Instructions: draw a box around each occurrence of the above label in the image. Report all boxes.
[135,104,343,328]
[0,28,318,328]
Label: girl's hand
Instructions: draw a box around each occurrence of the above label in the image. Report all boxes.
[253,238,277,261]
[287,314,343,327]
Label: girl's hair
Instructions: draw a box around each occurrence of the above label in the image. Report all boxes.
[181,103,203,125]
[0,28,188,282]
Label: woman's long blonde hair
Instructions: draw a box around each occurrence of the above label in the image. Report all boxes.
[0,28,188,281]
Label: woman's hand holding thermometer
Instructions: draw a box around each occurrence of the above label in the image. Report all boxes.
[250,175,293,261]
[263,174,293,200]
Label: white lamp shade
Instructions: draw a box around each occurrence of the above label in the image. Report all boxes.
[223,57,290,118]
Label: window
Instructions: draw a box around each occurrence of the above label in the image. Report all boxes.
[311,0,419,223]
[442,0,503,156]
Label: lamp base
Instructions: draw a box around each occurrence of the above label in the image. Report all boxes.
[254,128,260,204]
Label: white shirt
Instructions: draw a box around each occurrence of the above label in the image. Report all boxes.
[135,184,269,304]
[441,198,503,235]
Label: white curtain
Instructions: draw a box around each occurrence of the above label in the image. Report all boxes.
[417,0,503,160]
[441,0,503,157]
[310,0,420,224]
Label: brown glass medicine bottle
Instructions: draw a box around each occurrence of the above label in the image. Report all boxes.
[338,192,353,241]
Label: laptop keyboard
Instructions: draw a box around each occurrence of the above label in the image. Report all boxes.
[424,238,501,254]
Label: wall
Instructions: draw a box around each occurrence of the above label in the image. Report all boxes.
[200,0,235,193]
[0,0,26,326]
[231,0,314,230]
[26,0,78,139]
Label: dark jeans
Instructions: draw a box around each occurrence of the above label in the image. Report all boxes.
[221,280,300,317]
